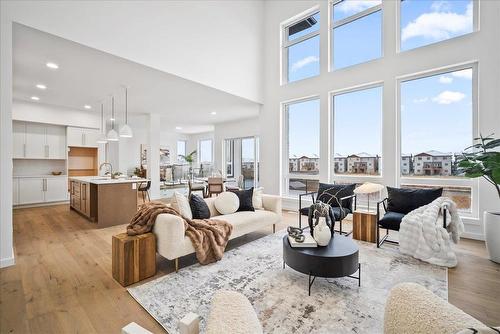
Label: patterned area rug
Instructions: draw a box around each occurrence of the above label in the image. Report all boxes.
[128,232,447,334]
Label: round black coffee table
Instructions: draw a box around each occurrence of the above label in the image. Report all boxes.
[283,234,360,295]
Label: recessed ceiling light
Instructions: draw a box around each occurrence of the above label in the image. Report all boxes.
[175,126,182,130]
[210,111,217,115]
[84,105,92,109]
[46,62,59,69]
[31,96,40,101]
[36,84,47,90]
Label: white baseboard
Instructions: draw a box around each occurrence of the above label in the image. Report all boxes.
[460,232,484,241]
[13,200,69,209]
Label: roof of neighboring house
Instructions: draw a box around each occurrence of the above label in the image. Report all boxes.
[347,152,379,158]
[333,153,347,158]
[415,150,452,157]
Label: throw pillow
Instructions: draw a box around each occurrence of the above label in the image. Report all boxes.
[189,194,210,219]
[456,327,500,334]
[253,187,264,209]
[231,188,255,212]
[317,183,356,209]
[214,191,240,215]
[386,187,443,214]
[173,191,192,219]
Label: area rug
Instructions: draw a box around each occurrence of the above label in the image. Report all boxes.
[128,232,447,334]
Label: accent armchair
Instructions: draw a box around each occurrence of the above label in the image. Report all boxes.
[298,182,357,235]
[377,186,446,247]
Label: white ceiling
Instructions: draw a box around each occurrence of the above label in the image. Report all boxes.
[13,23,260,134]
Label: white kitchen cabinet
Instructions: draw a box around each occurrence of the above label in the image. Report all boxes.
[18,177,45,204]
[12,178,19,205]
[46,124,67,159]
[25,123,46,158]
[13,121,66,159]
[67,127,99,148]
[45,177,69,202]
[13,121,26,158]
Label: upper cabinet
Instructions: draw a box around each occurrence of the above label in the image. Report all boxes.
[67,127,100,148]
[13,121,66,159]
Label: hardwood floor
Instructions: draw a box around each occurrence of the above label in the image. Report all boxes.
[1,206,499,334]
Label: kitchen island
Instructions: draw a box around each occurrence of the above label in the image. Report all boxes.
[69,176,148,228]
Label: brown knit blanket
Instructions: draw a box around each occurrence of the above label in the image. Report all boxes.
[127,201,233,265]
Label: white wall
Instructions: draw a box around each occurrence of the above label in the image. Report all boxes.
[260,1,500,239]
[2,0,264,103]
[160,131,189,164]
[13,100,100,128]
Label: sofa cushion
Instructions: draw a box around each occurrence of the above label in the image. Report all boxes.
[215,192,239,215]
[221,210,281,238]
[378,211,405,231]
[253,187,264,209]
[230,188,255,212]
[317,183,356,209]
[172,191,192,219]
[190,194,210,219]
[387,187,443,214]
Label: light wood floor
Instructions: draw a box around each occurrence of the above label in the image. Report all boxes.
[1,205,499,333]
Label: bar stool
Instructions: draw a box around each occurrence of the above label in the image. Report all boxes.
[138,181,151,203]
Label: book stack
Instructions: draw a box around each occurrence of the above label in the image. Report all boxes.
[288,234,317,248]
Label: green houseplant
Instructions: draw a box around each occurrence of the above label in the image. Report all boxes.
[179,150,197,179]
[457,134,500,263]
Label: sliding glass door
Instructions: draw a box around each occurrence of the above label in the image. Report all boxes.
[224,136,259,189]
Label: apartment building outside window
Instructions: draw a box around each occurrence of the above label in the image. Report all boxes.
[331,0,382,69]
[282,11,320,83]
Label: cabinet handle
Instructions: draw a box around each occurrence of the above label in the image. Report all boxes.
[45,145,49,158]
[82,184,86,200]
[43,179,47,191]
[23,143,26,157]
[82,133,86,146]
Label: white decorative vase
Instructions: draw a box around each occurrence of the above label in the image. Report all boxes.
[313,218,332,247]
[484,211,500,264]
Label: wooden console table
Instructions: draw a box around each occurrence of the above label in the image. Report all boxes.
[352,211,377,243]
[112,233,156,286]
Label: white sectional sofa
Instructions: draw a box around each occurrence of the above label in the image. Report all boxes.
[153,194,282,271]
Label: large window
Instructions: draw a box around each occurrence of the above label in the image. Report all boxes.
[400,0,474,51]
[283,11,320,83]
[224,139,234,177]
[177,140,186,162]
[285,98,320,195]
[333,85,382,176]
[331,0,382,69]
[400,66,474,211]
[199,139,213,164]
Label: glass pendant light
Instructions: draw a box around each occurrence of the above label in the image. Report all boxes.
[119,87,133,138]
[107,96,119,141]
[96,103,108,144]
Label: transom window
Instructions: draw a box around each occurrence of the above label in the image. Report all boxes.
[331,0,382,69]
[282,11,320,83]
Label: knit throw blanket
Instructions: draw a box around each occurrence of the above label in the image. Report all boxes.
[127,201,233,265]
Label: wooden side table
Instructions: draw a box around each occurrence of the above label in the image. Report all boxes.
[352,211,377,243]
[112,232,156,286]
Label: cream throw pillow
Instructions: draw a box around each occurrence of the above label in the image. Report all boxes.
[215,192,240,215]
[253,187,264,209]
[172,191,192,219]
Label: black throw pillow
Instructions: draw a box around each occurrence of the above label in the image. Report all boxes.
[317,183,356,209]
[230,188,255,212]
[189,194,211,219]
[386,187,443,214]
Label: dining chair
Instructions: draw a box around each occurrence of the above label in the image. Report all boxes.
[188,179,206,198]
[207,177,224,197]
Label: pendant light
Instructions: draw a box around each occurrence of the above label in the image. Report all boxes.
[107,96,119,141]
[96,103,108,144]
[119,87,133,138]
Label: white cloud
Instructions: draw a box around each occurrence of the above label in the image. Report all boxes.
[431,1,452,12]
[401,3,472,42]
[432,91,466,104]
[290,56,319,72]
[451,68,473,80]
[335,0,381,15]
[413,97,429,103]
[439,76,453,84]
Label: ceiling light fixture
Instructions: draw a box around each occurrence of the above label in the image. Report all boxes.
[84,105,92,109]
[107,96,119,142]
[46,62,59,69]
[96,103,108,144]
[175,126,182,130]
[119,87,133,138]
[31,96,40,101]
[36,84,47,90]
[210,111,217,115]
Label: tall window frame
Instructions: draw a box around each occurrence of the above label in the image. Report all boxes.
[198,138,213,165]
[282,95,321,197]
[281,8,320,85]
[329,0,383,71]
[176,140,187,162]
[396,62,479,217]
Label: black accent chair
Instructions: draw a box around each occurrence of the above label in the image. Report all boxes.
[298,182,357,235]
[377,186,447,247]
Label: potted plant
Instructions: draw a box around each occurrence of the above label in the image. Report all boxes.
[458,134,500,263]
[179,150,197,180]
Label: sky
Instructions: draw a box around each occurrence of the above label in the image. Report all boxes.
[287,0,473,158]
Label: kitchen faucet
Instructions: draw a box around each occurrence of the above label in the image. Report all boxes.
[99,162,114,178]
